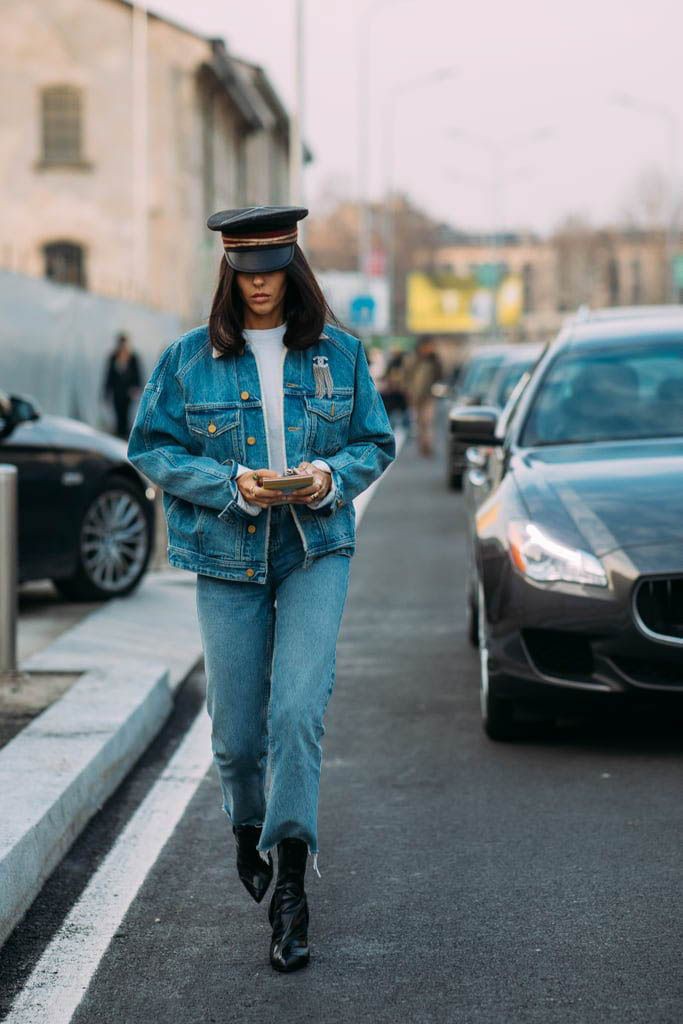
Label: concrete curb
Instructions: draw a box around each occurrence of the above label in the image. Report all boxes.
[0,662,172,947]
[1,571,204,948]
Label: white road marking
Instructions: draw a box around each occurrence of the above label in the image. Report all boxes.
[4,710,213,1024]
[4,426,407,1024]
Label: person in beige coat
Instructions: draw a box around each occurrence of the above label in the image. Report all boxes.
[405,335,444,456]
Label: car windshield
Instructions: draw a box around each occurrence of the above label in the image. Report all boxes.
[519,339,683,446]
[458,354,506,398]
[488,360,534,407]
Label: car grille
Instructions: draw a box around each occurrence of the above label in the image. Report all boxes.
[633,576,683,644]
[610,655,683,688]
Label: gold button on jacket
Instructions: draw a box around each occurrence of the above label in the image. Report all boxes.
[246,436,256,445]
[240,390,250,400]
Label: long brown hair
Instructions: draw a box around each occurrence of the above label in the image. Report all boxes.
[208,244,340,356]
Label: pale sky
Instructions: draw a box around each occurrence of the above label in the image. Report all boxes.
[152,0,682,236]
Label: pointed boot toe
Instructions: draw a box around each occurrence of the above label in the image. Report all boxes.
[232,825,273,903]
[269,887,310,972]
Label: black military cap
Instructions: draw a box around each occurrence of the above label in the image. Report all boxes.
[206,205,308,272]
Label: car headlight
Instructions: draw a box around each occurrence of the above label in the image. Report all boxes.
[507,519,607,587]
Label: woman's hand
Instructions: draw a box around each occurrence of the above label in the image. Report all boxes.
[236,468,289,508]
[284,462,333,506]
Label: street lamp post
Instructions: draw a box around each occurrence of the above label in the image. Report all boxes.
[289,0,305,220]
[0,465,18,675]
[612,93,680,301]
[132,2,149,303]
[382,67,459,334]
[447,126,552,336]
[356,0,411,287]
[449,126,552,230]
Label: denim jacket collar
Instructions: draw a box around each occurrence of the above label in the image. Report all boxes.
[211,329,331,359]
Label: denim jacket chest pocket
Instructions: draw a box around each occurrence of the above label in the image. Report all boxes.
[186,402,246,465]
[304,391,354,456]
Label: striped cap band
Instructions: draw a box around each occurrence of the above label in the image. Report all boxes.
[221,227,298,250]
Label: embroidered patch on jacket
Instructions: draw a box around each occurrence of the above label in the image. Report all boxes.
[313,355,334,398]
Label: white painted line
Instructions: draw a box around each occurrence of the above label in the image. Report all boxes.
[4,711,213,1024]
[4,433,406,1024]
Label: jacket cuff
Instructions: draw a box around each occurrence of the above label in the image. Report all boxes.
[219,472,262,521]
[308,464,345,517]
[232,464,261,515]
[309,460,337,509]
[235,490,262,516]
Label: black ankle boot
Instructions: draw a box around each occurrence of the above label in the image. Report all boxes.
[232,824,273,903]
[268,837,310,972]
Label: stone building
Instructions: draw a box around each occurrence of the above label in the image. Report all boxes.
[0,0,300,326]
[433,231,559,339]
[433,226,669,340]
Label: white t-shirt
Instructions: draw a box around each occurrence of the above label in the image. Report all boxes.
[234,323,335,515]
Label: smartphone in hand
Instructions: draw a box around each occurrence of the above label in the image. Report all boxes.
[258,474,315,492]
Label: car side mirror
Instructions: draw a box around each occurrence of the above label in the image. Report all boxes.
[0,393,41,440]
[448,404,501,445]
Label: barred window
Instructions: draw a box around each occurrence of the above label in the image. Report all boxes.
[41,85,83,165]
[44,241,87,288]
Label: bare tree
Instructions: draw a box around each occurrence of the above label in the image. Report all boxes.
[306,188,447,330]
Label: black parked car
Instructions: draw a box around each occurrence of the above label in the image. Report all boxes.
[451,315,683,739]
[445,343,510,489]
[482,342,546,410]
[0,391,156,600]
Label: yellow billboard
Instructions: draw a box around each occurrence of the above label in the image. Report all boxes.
[407,269,523,333]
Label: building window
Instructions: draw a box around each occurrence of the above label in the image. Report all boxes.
[43,241,87,288]
[41,85,83,165]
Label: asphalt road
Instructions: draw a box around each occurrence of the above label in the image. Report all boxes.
[2,430,681,1024]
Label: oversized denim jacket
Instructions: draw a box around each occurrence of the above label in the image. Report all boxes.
[127,322,396,583]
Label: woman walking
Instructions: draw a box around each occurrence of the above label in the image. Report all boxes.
[103,332,142,439]
[127,206,395,972]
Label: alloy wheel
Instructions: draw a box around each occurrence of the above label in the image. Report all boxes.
[80,488,149,593]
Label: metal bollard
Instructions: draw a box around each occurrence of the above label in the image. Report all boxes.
[0,464,18,674]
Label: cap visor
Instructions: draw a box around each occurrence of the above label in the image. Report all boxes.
[225,245,295,273]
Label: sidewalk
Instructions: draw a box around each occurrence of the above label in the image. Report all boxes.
[1,584,103,752]
[18,581,100,663]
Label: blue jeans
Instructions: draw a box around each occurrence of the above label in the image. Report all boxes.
[195,503,352,877]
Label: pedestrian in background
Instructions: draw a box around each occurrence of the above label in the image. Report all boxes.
[379,346,412,431]
[103,332,142,439]
[406,334,444,456]
[127,205,395,973]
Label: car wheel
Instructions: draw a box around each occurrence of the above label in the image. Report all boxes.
[54,475,152,601]
[477,577,517,741]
